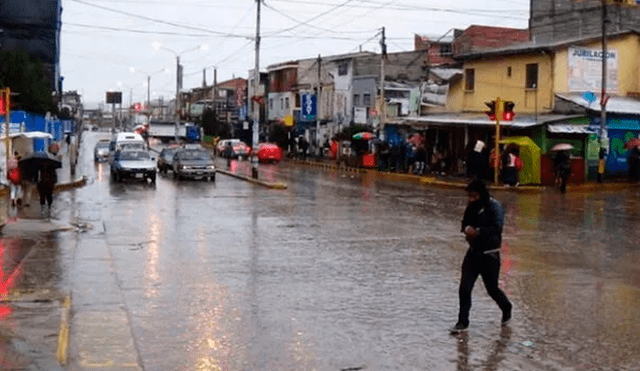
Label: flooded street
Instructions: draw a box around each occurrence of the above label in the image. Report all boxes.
[3,131,640,370]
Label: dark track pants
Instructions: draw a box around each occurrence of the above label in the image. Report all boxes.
[457,250,511,326]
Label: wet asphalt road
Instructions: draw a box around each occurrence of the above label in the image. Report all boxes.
[4,131,640,371]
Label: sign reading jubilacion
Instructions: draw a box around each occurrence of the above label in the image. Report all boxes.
[568,47,618,93]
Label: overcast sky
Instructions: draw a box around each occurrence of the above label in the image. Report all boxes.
[60,0,530,108]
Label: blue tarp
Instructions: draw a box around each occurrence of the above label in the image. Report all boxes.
[0,110,72,152]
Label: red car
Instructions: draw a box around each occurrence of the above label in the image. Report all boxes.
[256,143,283,163]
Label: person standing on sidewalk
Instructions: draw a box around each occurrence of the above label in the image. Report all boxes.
[7,152,23,206]
[451,179,512,333]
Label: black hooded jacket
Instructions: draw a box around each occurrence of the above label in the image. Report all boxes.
[461,182,504,253]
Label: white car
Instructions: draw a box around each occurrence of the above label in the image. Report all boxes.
[94,139,110,162]
[110,150,157,183]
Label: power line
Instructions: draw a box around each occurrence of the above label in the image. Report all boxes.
[68,0,252,39]
[263,0,357,37]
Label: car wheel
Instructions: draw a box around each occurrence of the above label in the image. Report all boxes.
[149,173,156,183]
[173,170,177,179]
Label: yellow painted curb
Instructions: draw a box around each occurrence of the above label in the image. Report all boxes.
[217,170,288,189]
[57,294,71,366]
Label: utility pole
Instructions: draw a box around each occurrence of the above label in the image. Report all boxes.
[175,55,181,141]
[316,54,322,154]
[379,27,387,140]
[214,67,218,122]
[598,0,608,183]
[147,75,151,124]
[251,0,261,179]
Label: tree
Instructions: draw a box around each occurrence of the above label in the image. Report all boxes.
[0,50,57,115]
[199,108,229,138]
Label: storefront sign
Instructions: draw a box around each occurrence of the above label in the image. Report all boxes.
[354,107,367,124]
[568,47,618,93]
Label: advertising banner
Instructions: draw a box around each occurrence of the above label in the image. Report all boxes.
[568,47,618,93]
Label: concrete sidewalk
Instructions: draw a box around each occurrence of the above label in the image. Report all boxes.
[0,141,87,370]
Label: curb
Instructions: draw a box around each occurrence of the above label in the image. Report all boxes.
[54,175,88,193]
[217,169,288,189]
[56,294,71,366]
[288,159,640,193]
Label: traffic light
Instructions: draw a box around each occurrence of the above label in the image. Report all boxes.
[485,101,496,121]
[502,101,515,121]
[0,89,7,115]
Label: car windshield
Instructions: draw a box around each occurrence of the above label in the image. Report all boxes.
[120,143,144,151]
[162,149,176,159]
[96,141,110,149]
[178,150,211,161]
[119,151,151,161]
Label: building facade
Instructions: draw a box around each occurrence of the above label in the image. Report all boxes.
[0,0,62,93]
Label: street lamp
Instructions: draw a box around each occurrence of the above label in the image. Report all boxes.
[129,66,169,123]
[152,42,208,141]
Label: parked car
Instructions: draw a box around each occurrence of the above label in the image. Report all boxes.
[256,143,283,163]
[216,139,251,159]
[157,147,178,173]
[172,147,216,181]
[110,150,157,183]
[94,139,111,162]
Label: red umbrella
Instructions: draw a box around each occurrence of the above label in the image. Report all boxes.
[408,134,424,146]
[625,137,640,149]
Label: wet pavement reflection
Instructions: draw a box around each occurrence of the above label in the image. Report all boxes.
[4,131,640,370]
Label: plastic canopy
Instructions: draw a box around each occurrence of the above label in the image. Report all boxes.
[499,136,541,185]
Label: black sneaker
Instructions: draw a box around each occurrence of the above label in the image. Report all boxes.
[501,310,512,326]
[450,322,468,333]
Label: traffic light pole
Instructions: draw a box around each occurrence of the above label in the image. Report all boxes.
[3,88,10,173]
[493,97,502,185]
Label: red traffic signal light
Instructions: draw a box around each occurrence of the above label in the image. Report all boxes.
[502,101,515,121]
[485,101,496,120]
[0,88,8,115]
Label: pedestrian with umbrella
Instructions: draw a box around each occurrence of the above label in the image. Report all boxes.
[37,162,58,212]
[18,152,61,211]
[551,143,573,193]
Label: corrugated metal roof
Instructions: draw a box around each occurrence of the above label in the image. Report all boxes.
[430,68,462,81]
[556,93,640,115]
[395,113,578,128]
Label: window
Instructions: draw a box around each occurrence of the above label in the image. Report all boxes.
[464,68,475,91]
[338,62,348,76]
[526,63,538,89]
[269,98,273,110]
[280,98,284,110]
[507,66,512,77]
[439,43,453,57]
[363,93,371,107]
[285,97,290,110]
[353,94,360,106]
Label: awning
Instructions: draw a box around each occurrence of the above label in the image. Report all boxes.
[547,124,597,134]
[0,131,53,140]
[556,93,640,115]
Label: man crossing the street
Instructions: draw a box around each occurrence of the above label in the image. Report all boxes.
[451,179,512,333]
